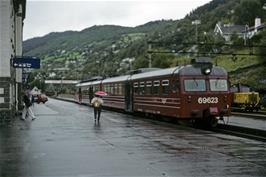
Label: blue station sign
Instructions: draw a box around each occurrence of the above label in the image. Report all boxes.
[12,57,41,69]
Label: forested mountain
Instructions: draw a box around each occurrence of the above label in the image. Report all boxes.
[23,0,266,90]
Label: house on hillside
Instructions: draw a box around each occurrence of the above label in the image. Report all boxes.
[214,18,265,42]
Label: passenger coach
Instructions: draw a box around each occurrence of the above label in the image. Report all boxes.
[76,57,231,127]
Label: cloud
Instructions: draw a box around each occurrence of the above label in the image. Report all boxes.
[23,0,211,40]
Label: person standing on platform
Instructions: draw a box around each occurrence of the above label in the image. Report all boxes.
[21,91,36,121]
[91,94,103,121]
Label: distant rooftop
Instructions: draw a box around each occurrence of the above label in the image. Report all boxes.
[220,24,246,34]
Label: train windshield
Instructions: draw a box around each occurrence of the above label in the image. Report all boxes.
[209,79,228,91]
[184,79,206,92]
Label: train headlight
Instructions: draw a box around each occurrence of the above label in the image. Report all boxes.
[203,68,211,75]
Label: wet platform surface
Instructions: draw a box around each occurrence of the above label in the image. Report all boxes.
[0,98,266,177]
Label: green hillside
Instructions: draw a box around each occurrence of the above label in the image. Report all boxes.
[23,0,266,90]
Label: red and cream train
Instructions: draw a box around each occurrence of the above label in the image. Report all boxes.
[75,57,231,127]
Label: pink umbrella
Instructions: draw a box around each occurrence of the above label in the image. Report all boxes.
[95,91,108,96]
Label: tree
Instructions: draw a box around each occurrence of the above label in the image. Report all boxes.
[152,54,172,68]
[234,0,263,25]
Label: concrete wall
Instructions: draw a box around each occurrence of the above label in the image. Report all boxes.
[0,0,25,121]
[15,3,23,111]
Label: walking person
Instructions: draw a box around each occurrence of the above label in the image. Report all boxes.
[91,94,103,121]
[31,93,35,107]
[21,91,36,120]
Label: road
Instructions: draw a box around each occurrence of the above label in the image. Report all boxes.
[0,98,265,177]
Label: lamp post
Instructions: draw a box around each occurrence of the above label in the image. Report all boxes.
[192,20,201,56]
[244,24,249,46]
[192,20,201,44]
[60,76,65,94]
[148,43,152,68]
[96,59,100,76]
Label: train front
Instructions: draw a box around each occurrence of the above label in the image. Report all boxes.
[179,58,231,127]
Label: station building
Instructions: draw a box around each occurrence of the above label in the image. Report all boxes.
[0,0,26,121]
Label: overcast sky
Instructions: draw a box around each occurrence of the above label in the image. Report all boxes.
[24,0,212,40]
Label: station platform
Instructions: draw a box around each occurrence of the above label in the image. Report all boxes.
[0,98,265,177]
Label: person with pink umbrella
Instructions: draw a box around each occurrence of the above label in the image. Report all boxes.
[91,92,105,121]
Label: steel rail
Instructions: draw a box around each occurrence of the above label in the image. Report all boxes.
[215,124,266,142]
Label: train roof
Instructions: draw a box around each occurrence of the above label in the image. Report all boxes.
[76,64,228,87]
[131,67,183,80]
[131,65,227,80]
[76,80,102,87]
[102,75,131,83]
[179,65,228,76]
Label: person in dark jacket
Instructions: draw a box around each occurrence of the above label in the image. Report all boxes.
[21,91,36,120]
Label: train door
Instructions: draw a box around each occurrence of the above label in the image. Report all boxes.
[89,86,93,103]
[78,88,82,103]
[125,81,133,112]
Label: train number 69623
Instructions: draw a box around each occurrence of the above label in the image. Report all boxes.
[198,97,219,104]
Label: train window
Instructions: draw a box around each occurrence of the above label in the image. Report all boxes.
[110,84,112,94]
[162,80,169,95]
[184,79,206,91]
[105,84,108,94]
[95,85,99,92]
[117,84,120,95]
[140,82,145,95]
[152,80,160,95]
[107,84,110,94]
[83,88,88,95]
[121,83,125,95]
[146,81,152,95]
[134,82,139,95]
[110,84,113,95]
[172,80,179,93]
[210,79,228,91]
[114,84,118,95]
[118,83,122,95]
[94,85,99,92]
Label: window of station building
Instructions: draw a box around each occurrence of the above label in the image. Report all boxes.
[139,82,145,95]
[162,80,169,95]
[145,81,152,95]
[152,80,160,95]
[134,82,139,95]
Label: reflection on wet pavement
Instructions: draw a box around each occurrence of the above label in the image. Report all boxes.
[0,98,265,177]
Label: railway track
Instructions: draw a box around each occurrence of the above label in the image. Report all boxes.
[55,97,266,142]
[215,124,266,142]
[231,111,266,119]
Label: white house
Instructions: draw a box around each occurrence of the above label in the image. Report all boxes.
[214,18,265,42]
